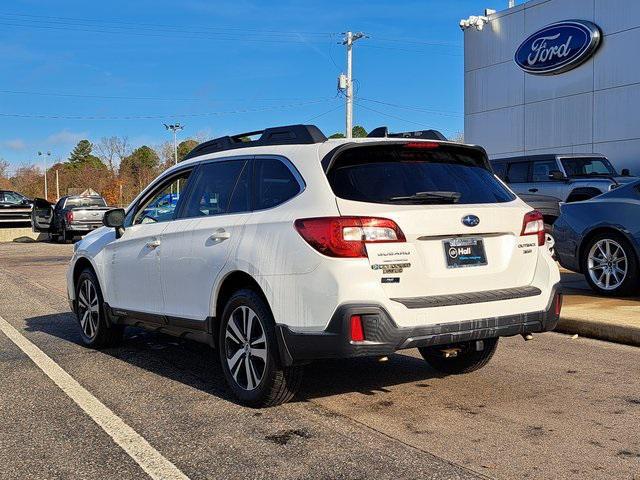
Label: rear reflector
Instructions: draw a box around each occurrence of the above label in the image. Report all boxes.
[294,216,406,258]
[350,315,365,342]
[554,293,563,316]
[521,210,545,246]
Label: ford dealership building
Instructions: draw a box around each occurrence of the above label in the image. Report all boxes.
[463,0,640,172]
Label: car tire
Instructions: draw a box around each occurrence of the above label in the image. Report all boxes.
[581,232,639,296]
[218,288,303,407]
[50,234,60,243]
[75,268,124,348]
[62,226,70,244]
[419,338,499,375]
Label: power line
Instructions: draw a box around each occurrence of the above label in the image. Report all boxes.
[358,98,462,117]
[356,101,450,129]
[0,99,334,120]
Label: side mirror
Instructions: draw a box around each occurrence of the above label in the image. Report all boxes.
[103,208,126,238]
[621,168,630,176]
[549,170,567,181]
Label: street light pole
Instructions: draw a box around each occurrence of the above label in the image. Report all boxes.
[163,123,184,166]
[38,151,51,200]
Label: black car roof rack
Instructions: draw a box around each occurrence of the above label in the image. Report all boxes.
[367,126,448,141]
[183,124,327,160]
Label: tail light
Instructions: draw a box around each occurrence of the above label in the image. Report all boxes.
[403,142,440,149]
[554,293,563,316]
[521,211,545,246]
[294,216,406,258]
[350,315,365,342]
[66,211,74,223]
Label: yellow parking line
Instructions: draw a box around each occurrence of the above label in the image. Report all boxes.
[0,315,190,480]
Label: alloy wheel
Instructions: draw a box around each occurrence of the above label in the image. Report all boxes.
[77,279,100,339]
[224,306,267,391]
[587,239,628,291]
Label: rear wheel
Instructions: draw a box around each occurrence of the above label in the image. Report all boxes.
[75,269,123,348]
[582,232,639,296]
[419,338,499,375]
[218,289,303,407]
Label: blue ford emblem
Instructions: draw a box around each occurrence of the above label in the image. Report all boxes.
[462,215,480,227]
[515,20,601,75]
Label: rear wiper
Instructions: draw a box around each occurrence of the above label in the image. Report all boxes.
[388,191,461,203]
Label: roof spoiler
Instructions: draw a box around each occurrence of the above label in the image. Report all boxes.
[367,126,448,141]
[183,124,327,160]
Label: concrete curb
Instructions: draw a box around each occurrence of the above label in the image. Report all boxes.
[556,317,640,347]
[0,227,47,243]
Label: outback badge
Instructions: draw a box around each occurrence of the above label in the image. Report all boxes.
[462,215,480,227]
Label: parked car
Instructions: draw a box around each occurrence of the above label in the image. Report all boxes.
[553,180,640,296]
[0,190,32,224]
[490,154,637,202]
[66,124,561,407]
[32,194,110,242]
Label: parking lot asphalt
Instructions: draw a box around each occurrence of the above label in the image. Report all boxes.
[0,242,639,480]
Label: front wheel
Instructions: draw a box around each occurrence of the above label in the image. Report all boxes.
[419,338,499,375]
[218,289,303,407]
[582,233,639,296]
[75,269,123,348]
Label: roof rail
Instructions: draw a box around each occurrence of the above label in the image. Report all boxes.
[183,124,327,160]
[367,126,448,141]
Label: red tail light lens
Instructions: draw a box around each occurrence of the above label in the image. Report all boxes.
[554,293,563,316]
[403,142,440,149]
[294,216,406,258]
[66,211,74,223]
[521,210,545,246]
[350,315,365,342]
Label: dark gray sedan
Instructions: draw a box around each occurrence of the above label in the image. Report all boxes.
[553,180,640,296]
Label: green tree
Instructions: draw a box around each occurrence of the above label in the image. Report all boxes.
[177,139,199,163]
[119,145,161,194]
[328,125,367,139]
[68,139,106,170]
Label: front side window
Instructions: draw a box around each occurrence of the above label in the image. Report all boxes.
[561,157,617,177]
[532,160,558,182]
[133,170,192,225]
[506,162,530,183]
[182,160,248,218]
[3,192,23,204]
[253,158,301,210]
[327,144,515,205]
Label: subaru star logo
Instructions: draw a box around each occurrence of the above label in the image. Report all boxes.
[462,215,480,227]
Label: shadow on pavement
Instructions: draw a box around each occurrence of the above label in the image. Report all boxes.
[24,312,441,405]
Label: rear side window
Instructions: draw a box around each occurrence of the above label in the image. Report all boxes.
[506,162,530,183]
[253,158,301,210]
[182,160,247,218]
[532,160,558,182]
[327,144,515,205]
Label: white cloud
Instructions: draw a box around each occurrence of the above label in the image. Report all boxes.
[47,129,88,145]
[2,138,26,150]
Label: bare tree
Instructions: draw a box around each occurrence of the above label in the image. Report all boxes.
[451,131,465,143]
[96,136,130,174]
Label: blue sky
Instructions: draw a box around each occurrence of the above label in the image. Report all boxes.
[0,0,491,170]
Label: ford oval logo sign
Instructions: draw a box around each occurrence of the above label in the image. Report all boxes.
[462,215,480,227]
[515,20,602,75]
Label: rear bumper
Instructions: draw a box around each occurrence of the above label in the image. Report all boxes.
[276,285,561,366]
[66,223,102,232]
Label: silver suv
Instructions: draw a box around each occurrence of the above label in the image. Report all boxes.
[491,154,636,202]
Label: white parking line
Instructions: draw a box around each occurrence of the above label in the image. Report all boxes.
[0,315,190,480]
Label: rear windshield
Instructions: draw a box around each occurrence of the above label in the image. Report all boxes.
[65,197,106,208]
[327,144,516,205]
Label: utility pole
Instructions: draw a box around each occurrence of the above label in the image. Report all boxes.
[55,169,60,200]
[38,151,51,200]
[163,123,184,165]
[341,31,366,138]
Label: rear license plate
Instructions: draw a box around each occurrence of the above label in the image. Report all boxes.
[443,238,487,268]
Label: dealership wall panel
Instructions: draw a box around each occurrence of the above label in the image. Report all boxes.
[464,0,640,171]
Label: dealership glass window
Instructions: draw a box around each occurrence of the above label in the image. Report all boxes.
[506,162,530,183]
[532,160,558,182]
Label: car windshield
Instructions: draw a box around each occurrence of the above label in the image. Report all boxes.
[561,157,617,177]
[65,197,106,208]
[327,144,516,205]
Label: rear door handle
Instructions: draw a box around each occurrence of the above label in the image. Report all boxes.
[146,239,161,249]
[209,229,231,241]
[528,188,538,193]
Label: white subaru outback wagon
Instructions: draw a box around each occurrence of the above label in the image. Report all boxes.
[67,124,562,407]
